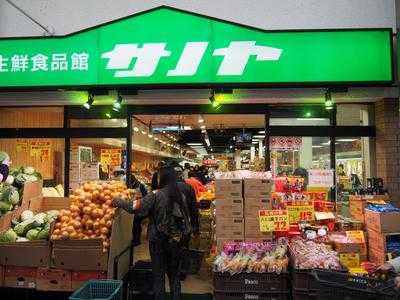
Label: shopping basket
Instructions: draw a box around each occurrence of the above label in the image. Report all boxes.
[180,248,205,275]
[69,279,123,300]
[312,269,399,300]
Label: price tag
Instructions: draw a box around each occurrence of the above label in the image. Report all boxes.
[345,231,365,243]
[339,253,360,268]
[287,201,314,224]
[259,209,289,232]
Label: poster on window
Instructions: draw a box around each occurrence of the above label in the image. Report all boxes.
[308,169,334,187]
[100,149,121,167]
[16,139,28,153]
[30,141,51,160]
[270,137,302,150]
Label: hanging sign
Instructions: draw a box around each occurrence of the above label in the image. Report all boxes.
[308,169,335,187]
[100,149,121,167]
[259,209,289,232]
[286,200,315,223]
[0,7,392,88]
[270,137,302,150]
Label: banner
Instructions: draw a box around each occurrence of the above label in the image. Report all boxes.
[259,209,289,232]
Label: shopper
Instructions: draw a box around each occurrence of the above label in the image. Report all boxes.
[112,167,194,300]
[151,161,166,191]
[183,163,191,180]
[186,171,207,198]
[130,175,148,246]
[378,257,400,288]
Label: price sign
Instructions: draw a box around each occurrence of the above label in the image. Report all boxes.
[346,230,367,255]
[287,201,314,224]
[259,209,289,232]
[339,253,360,268]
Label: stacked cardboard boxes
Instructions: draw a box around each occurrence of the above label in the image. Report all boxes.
[365,208,400,265]
[243,179,273,241]
[215,179,244,251]
[349,195,389,223]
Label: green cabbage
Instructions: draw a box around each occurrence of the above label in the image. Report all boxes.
[0,229,18,243]
[36,223,50,240]
[0,201,12,213]
[5,175,14,185]
[14,218,36,236]
[26,228,40,240]
[23,167,35,175]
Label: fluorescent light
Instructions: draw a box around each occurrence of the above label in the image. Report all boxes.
[200,125,206,129]
[312,145,323,148]
[252,141,258,144]
[253,135,265,139]
[321,141,331,146]
[133,127,139,132]
[187,143,203,146]
[258,130,265,134]
[296,118,326,121]
[337,139,357,142]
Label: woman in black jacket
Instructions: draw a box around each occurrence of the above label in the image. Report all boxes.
[113,167,197,300]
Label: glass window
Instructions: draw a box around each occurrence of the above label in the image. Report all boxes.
[335,137,375,203]
[0,107,64,128]
[70,118,127,128]
[69,138,126,194]
[0,138,65,189]
[270,118,330,126]
[336,104,374,126]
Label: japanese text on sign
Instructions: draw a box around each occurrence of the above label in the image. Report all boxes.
[339,253,360,268]
[286,200,314,224]
[259,209,289,232]
[30,141,51,160]
[308,169,334,187]
[100,149,122,167]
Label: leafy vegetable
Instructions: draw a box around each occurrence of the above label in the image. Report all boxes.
[20,210,34,222]
[0,201,12,213]
[14,218,36,236]
[5,175,14,185]
[37,223,50,240]
[23,167,35,175]
[0,229,18,243]
[11,218,20,228]
[26,228,40,240]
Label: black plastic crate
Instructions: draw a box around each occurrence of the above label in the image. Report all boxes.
[313,269,400,300]
[127,260,153,292]
[291,269,318,291]
[214,272,289,293]
[214,291,289,300]
[292,288,317,300]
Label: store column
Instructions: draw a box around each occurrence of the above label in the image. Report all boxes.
[375,98,400,204]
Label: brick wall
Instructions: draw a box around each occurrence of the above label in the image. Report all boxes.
[375,98,400,203]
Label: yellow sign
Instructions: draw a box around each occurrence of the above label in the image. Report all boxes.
[346,230,367,256]
[287,201,314,224]
[339,253,360,268]
[30,141,51,160]
[259,209,289,232]
[100,149,122,167]
[16,139,28,153]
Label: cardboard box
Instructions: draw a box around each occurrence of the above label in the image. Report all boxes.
[0,197,70,268]
[36,268,72,291]
[71,271,107,291]
[215,202,243,218]
[366,229,400,254]
[334,242,362,254]
[215,218,244,239]
[349,201,366,223]
[365,209,400,233]
[4,266,37,289]
[243,179,272,198]
[216,238,244,252]
[52,208,133,279]
[368,246,386,265]
[244,218,274,239]
[244,198,272,218]
[215,179,242,198]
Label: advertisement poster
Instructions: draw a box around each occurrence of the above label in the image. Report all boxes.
[308,169,334,187]
[259,209,289,232]
[100,149,122,167]
[30,141,51,160]
[16,139,28,153]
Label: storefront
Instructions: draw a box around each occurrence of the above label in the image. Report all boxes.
[0,4,398,298]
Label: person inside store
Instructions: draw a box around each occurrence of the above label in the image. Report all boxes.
[378,256,400,288]
[151,161,166,191]
[129,174,148,246]
[197,165,208,185]
[112,166,198,300]
[337,163,346,176]
[186,170,207,198]
[183,162,191,180]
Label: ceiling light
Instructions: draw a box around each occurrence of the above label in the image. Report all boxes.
[252,141,258,144]
[337,138,357,142]
[201,129,206,134]
[253,135,265,139]
[209,93,221,109]
[312,145,323,148]
[200,125,206,129]
[83,94,94,110]
[187,143,203,146]
[325,90,334,110]
[112,94,123,112]
[296,118,326,121]
[258,130,265,134]
[198,116,204,123]
[133,127,139,132]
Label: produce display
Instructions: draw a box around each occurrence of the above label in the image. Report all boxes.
[0,209,58,242]
[51,181,134,252]
[213,239,289,274]
[0,183,20,215]
[215,170,272,180]
[42,185,64,197]
[289,237,341,270]
[8,166,42,187]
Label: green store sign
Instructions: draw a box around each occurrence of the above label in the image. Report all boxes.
[0,7,393,88]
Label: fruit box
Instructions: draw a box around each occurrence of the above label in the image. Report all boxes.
[365,209,400,233]
[52,208,132,279]
[0,197,70,268]
[71,270,107,291]
[215,179,242,198]
[36,267,72,291]
[4,266,37,289]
